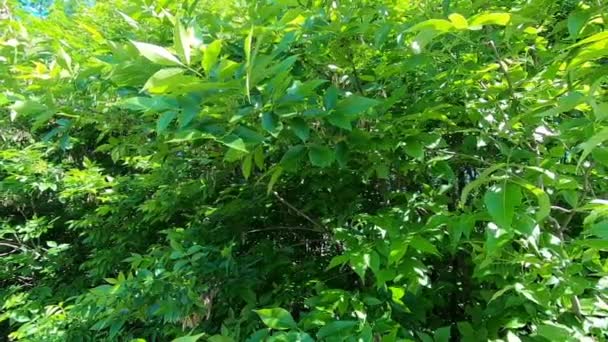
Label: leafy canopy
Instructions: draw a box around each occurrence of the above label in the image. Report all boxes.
[1,0,608,341]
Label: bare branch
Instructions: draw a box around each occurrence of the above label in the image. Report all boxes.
[273,191,327,232]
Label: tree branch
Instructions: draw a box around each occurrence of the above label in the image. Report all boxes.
[245,226,324,234]
[273,192,327,232]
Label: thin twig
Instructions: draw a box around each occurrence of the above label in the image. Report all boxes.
[273,191,327,232]
[0,241,21,250]
[350,60,364,95]
[560,209,577,234]
[245,226,324,234]
[0,241,21,257]
[551,206,573,213]
[556,165,590,319]
[488,40,516,107]
[561,167,593,232]
[572,295,583,318]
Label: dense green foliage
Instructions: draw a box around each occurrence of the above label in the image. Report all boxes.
[1,0,608,340]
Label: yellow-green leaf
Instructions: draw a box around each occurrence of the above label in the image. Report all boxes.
[407,19,453,33]
[254,308,297,330]
[484,183,522,230]
[203,40,222,74]
[132,41,183,66]
[469,13,511,28]
[174,21,191,65]
[449,13,468,30]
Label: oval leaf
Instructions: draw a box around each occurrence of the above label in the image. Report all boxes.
[254,308,297,330]
[132,41,183,66]
[308,145,335,168]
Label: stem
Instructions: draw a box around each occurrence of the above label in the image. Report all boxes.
[561,166,592,233]
[273,191,327,232]
[572,295,583,318]
[245,226,324,234]
[349,55,364,95]
[551,206,573,213]
[186,66,203,78]
[488,40,516,109]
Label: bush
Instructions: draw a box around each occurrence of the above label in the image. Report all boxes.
[1,0,608,341]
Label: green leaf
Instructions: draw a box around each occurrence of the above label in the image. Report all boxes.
[132,41,183,66]
[536,323,571,341]
[460,163,505,206]
[404,139,424,159]
[505,331,521,342]
[417,332,434,342]
[578,127,608,169]
[267,56,298,78]
[592,148,608,167]
[375,164,389,179]
[262,112,283,137]
[408,19,453,33]
[589,221,608,239]
[388,239,408,265]
[569,39,608,69]
[575,239,608,250]
[324,86,339,110]
[142,68,186,93]
[326,254,349,270]
[568,31,608,49]
[335,142,349,168]
[350,252,367,280]
[358,324,373,341]
[334,96,380,117]
[510,180,551,222]
[267,331,314,342]
[567,11,589,40]
[593,102,608,121]
[469,13,511,27]
[117,11,139,30]
[327,112,352,130]
[290,118,310,142]
[245,27,254,101]
[247,329,270,342]
[174,22,191,65]
[411,235,439,255]
[254,308,297,330]
[178,96,200,128]
[9,100,47,120]
[389,286,405,304]
[308,145,335,168]
[317,321,358,339]
[208,336,235,342]
[56,46,72,73]
[484,183,522,229]
[157,111,177,134]
[254,146,265,169]
[457,322,476,340]
[433,326,451,342]
[535,92,585,118]
[267,167,283,194]
[203,40,222,74]
[280,145,306,171]
[242,155,253,179]
[220,135,248,153]
[172,333,205,342]
[368,250,380,274]
[448,14,468,30]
